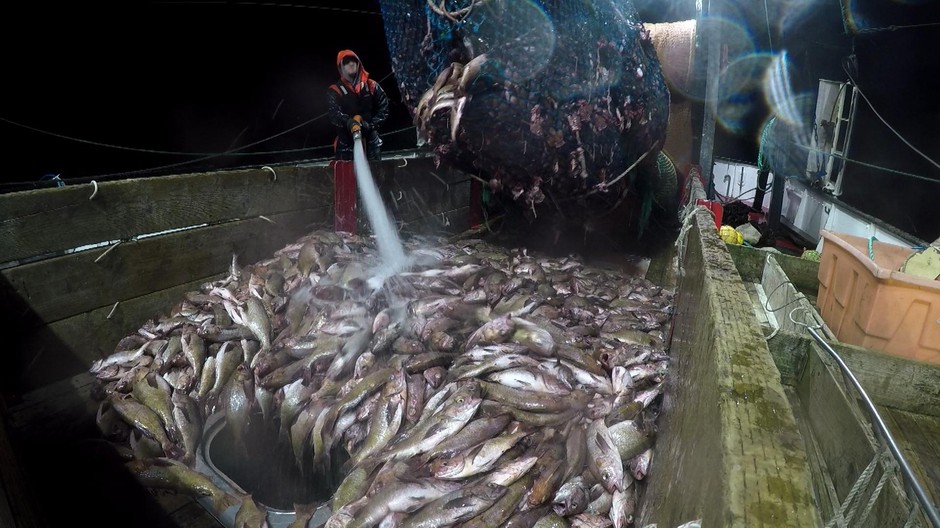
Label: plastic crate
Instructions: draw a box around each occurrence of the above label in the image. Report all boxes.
[817,230,940,365]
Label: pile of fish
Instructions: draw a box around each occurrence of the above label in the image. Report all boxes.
[90,228,677,528]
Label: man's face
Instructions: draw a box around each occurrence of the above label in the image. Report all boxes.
[342,59,359,81]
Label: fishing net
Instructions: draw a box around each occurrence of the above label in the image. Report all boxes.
[379,0,671,232]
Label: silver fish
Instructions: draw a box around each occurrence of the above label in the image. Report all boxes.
[587,419,625,493]
[398,480,507,528]
[553,475,590,517]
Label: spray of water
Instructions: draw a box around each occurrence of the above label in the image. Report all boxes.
[352,137,410,283]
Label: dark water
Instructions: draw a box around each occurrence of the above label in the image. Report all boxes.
[207,413,348,511]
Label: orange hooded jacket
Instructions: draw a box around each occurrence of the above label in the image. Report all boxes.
[328,49,389,159]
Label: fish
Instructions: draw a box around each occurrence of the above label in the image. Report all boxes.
[242,296,273,354]
[89,228,674,527]
[430,428,529,480]
[345,478,464,528]
[279,378,315,440]
[331,465,375,513]
[221,363,254,459]
[397,481,507,528]
[287,502,320,528]
[422,414,511,461]
[486,366,572,395]
[110,394,182,459]
[171,388,203,465]
[607,420,651,461]
[380,382,482,462]
[125,457,240,514]
[181,328,207,382]
[131,370,178,441]
[553,475,590,517]
[609,484,635,528]
[463,473,535,528]
[587,419,625,494]
[234,494,268,528]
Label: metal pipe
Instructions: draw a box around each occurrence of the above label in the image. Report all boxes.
[698,0,720,200]
[806,325,940,527]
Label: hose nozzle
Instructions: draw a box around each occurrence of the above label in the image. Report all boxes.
[350,114,364,140]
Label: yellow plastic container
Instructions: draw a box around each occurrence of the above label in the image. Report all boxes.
[817,230,940,365]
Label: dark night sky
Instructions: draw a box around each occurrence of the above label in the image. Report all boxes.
[2,1,938,239]
[2,2,407,184]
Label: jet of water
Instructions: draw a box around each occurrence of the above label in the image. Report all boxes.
[352,138,410,280]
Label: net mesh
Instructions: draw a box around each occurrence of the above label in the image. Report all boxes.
[380,0,671,225]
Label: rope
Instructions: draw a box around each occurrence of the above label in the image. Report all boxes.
[868,235,877,261]
[904,504,926,528]
[824,448,891,528]
[675,204,714,262]
[426,0,489,22]
[856,458,896,526]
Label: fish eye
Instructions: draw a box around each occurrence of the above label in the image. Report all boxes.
[602,470,611,481]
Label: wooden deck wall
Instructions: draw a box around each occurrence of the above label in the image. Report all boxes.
[637,207,820,528]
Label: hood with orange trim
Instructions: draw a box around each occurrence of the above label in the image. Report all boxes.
[336,49,370,86]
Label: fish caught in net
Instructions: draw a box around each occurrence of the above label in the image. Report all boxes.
[380,0,673,237]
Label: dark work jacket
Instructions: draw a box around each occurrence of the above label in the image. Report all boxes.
[328,62,390,160]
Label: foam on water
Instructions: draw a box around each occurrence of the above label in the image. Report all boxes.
[352,138,410,284]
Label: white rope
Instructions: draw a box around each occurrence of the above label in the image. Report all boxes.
[903,503,925,528]
[675,204,714,261]
[824,448,892,528]
[94,240,122,263]
[856,459,895,526]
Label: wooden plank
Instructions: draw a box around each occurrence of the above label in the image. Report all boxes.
[9,276,218,396]
[0,164,331,263]
[726,243,820,296]
[639,211,819,528]
[7,209,329,394]
[879,407,940,507]
[829,340,940,418]
[766,332,809,386]
[385,166,472,231]
[785,385,843,523]
[2,207,329,325]
[5,372,100,443]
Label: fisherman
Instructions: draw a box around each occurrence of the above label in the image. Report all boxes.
[327,49,389,161]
